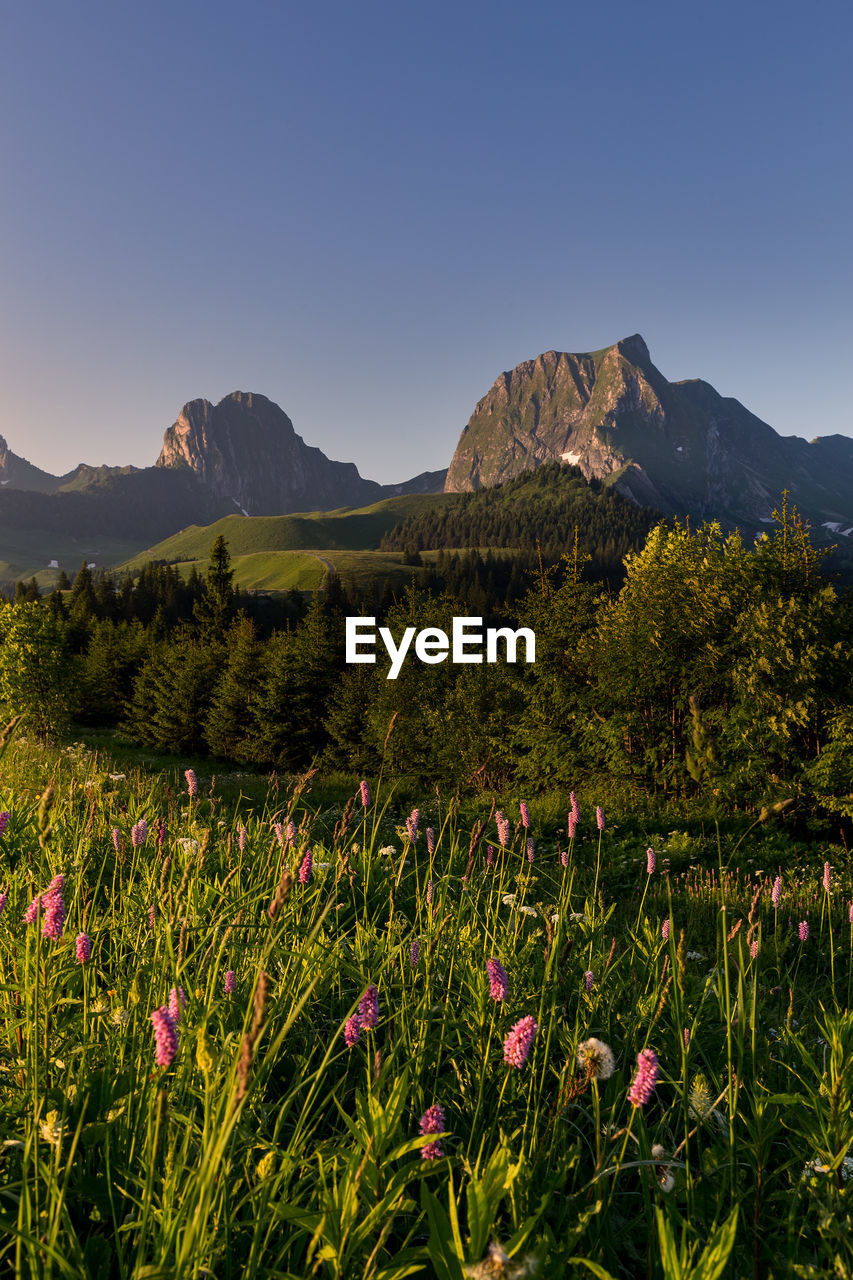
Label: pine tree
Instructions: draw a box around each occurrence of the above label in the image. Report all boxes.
[204,616,264,760]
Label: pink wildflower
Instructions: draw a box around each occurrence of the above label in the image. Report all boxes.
[0,891,6,917]
[426,880,434,905]
[486,958,509,1001]
[75,933,91,964]
[112,828,121,854]
[131,819,147,849]
[41,875,65,940]
[0,812,9,838]
[299,848,313,885]
[798,920,809,942]
[185,768,198,798]
[344,1014,361,1047]
[823,862,832,893]
[503,1016,538,1069]
[627,1048,658,1107]
[168,986,186,1023]
[406,809,420,842]
[750,939,759,959]
[224,969,236,994]
[519,801,530,829]
[495,812,511,847]
[662,919,670,941]
[359,984,379,1030]
[359,779,370,808]
[426,828,435,856]
[596,806,605,832]
[771,876,782,908]
[419,1103,446,1160]
[273,823,284,846]
[683,1028,690,1048]
[585,970,594,993]
[410,938,420,968]
[150,1006,178,1067]
[561,849,569,867]
[286,821,296,844]
[570,792,579,822]
[647,847,656,874]
[149,903,156,929]
[526,837,535,864]
[238,824,247,852]
[567,813,577,840]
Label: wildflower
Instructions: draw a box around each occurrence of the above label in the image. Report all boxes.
[344,1014,361,1047]
[427,880,434,905]
[158,818,166,849]
[131,819,147,848]
[273,822,284,846]
[519,905,537,917]
[299,848,313,885]
[359,984,379,1029]
[823,862,832,893]
[149,904,156,929]
[112,827,121,854]
[238,823,247,852]
[596,806,605,832]
[771,876,782,907]
[406,809,420,842]
[849,901,853,925]
[628,1048,658,1107]
[41,875,65,941]
[526,837,535,864]
[150,1006,178,1067]
[576,1037,615,1080]
[486,845,494,867]
[503,1016,538,1069]
[75,933,91,964]
[0,812,9,839]
[0,890,5,917]
[584,970,594,993]
[501,893,517,906]
[570,791,579,822]
[360,780,370,808]
[750,939,759,959]
[224,969,236,994]
[561,848,569,867]
[647,847,656,874]
[496,812,511,847]
[486,958,509,1001]
[185,769,198,798]
[651,1143,675,1193]
[426,827,435,855]
[798,920,809,942]
[39,1110,64,1147]
[683,1027,690,1048]
[520,801,530,829]
[286,820,296,844]
[410,938,420,968]
[662,919,670,942]
[168,987,186,1023]
[111,1007,130,1027]
[689,1074,713,1119]
[419,1103,446,1160]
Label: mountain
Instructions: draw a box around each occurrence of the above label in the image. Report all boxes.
[0,393,446,582]
[445,335,853,530]
[156,391,446,514]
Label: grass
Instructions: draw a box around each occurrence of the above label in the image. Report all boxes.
[118,494,455,570]
[1,727,853,1276]
[0,528,144,590]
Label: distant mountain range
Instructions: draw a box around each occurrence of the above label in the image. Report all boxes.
[2,336,852,584]
[445,334,853,533]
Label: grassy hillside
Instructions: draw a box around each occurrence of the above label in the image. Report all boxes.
[157,548,430,593]
[119,493,453,569]
[0,527,145,589]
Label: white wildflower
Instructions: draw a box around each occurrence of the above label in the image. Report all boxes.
[576,1037,616,1081]
[39,1110,64,1147]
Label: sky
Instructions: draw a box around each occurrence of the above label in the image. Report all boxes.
[1,0,851,483]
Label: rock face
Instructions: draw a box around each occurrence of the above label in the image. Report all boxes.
[0,436,70,493]
[158,391,391,515]
[445,336,853,527]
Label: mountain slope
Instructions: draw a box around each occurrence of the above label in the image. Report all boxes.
[157,391,446,514]
[445,336,853,528]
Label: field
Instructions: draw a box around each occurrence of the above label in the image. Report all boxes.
[0,728,851,1278]
[118,494,454,571]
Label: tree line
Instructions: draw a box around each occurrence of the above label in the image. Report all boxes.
[3,503,853,816]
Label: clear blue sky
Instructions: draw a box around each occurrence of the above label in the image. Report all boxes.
[1,0,850,483]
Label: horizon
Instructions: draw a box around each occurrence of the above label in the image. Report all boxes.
[2,1,851,482]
